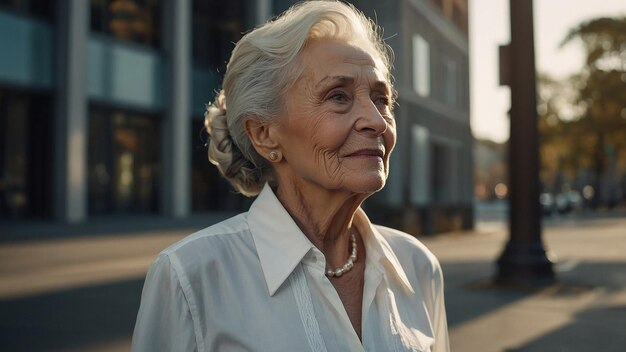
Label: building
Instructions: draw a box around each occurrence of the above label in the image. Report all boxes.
[0,0,471,235]
[474,137,507,201]
[348,0,473,234]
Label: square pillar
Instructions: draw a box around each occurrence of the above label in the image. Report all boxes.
[161,0,191,217]
[54,0,89,222]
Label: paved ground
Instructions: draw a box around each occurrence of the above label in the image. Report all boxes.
[0,213,624,351]
[427,217,626,352]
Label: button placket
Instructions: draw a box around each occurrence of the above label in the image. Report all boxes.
[289,263,328,352]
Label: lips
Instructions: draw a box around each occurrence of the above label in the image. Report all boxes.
[346,148,385,158]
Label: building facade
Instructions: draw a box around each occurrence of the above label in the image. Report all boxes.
[350,0,473,234]
[0,0,471,235]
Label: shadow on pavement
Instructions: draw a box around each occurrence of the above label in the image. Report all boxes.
[444,259,626,351]
[556,261,626,291]
[441,260,532,328]
[0,278,144,351]
[508,304,626,352]
[1,213,236,243]
[0,258,623,351]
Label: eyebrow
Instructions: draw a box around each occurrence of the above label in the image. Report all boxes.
[315,75,391,93]
[315,75,354,89]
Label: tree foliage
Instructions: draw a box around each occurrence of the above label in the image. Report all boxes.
[561,17,626,71]
[539,16,626,205]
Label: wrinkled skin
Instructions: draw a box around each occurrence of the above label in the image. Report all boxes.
[253,37,397,340]
[247,37,396,260]
[274,39,396,200]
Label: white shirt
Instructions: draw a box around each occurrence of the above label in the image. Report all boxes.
[132,184,449,352]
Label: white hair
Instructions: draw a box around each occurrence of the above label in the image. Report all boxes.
[204,0,393,196]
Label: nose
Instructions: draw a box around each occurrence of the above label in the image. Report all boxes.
[354,97,388,136]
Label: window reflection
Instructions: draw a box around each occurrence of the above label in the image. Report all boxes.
[0,94,28,218]
[0,0,56,21]
[90,0,161,47]
[0,90,52,219]
[88,108,159,214]
[192,0,244,73]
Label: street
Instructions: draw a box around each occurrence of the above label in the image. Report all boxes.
[1,212,625,351]
[427,216,626,352]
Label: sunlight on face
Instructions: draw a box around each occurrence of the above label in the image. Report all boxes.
[274,38,396,195]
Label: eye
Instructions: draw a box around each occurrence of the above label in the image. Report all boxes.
[327,91,350,103]
[373,96,391,107]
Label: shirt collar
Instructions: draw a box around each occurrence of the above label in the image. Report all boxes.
[248,184,414,296]
[354,208,415,294]
[247,184,314,296]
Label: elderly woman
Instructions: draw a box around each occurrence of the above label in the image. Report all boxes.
[132,1,448,351]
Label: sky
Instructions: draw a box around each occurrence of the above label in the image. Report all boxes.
[470,0,626,143]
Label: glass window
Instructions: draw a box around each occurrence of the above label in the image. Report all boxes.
[90,0,161,48]
[444,55,458,107]
[412,34,431,97]
[0,0,56,21]
[273,0,292,14]
[88,107,160,214]
[192,0,245,73]
[410,125,431,205]
[431,142,453,203]
[0,90,52,219]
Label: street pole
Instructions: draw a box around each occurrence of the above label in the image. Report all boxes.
[496,0,556,287]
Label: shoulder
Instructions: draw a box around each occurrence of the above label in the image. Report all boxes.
[166,213,250,250]
[157,213,254,273]
[373,224,442,274]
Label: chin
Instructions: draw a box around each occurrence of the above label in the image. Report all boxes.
[348,174,386,194]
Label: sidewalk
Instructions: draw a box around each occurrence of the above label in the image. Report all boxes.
[426,217,626,352]
[0,215,624,351]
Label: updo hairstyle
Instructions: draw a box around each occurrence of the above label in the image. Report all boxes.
[204,0,393,196]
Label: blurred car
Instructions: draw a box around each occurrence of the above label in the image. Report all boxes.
[540,190,583,216]
[540,192,555,216]
[565,190,583,211]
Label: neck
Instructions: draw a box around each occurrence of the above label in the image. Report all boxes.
[274,178,368,268]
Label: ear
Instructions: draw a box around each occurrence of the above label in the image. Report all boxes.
[244,115,280,160]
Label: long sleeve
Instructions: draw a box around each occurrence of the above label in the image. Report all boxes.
[431,259,450,352]
[132,254,199,352]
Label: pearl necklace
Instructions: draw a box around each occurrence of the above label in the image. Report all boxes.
[326,233,357,278]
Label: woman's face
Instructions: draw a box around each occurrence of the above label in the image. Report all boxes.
[273,38,396,195]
